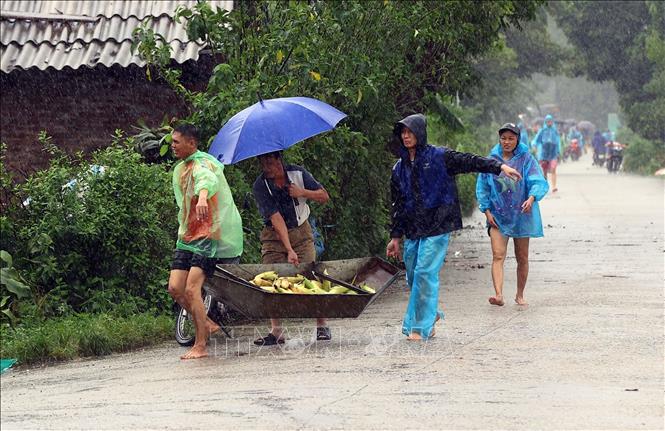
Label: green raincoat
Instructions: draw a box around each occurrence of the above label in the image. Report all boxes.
[172,151,243,258]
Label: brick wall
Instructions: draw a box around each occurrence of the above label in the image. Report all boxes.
[0,62,209,178]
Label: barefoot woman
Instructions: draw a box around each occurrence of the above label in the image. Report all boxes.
[476,123,549,306]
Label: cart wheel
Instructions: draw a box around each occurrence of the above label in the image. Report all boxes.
[174,292,213,347]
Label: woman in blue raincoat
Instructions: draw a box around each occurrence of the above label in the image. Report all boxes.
[532,114,560,192]
[386,114,522,340]
[476,123,549,306]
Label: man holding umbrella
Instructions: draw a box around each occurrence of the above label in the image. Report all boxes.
[252,151,331,345]
[208,96,347,346]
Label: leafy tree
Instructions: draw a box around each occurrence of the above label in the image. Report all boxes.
[553,1,665,144]
[133,0,543,259]
[459,8,571,126]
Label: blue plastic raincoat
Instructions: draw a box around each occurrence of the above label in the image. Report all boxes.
[476,143,549,238]
[567,127,584,147]
[532,115,560,161]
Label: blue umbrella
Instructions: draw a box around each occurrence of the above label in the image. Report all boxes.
[209,97,347,165]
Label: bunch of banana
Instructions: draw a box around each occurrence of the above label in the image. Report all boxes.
[248,271,276,293]
[247,270,376,295]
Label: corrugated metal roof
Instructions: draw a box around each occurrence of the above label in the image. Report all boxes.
[0,1,230,20]
[0,1,232,73]
[2,15,190,46]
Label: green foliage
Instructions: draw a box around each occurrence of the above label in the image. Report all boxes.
[10,135,177,317]
[0,250,33,323]
[617,128,665,175]
[0,312,173,365]
[129,118,175,163]
[134,0,542,259]
[553,0,665,145]
[462,8,572,125]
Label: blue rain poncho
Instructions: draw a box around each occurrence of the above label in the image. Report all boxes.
[567,127,584,147]
[532,115,560,161]
[402,233,449,339]
[476,143,549,238]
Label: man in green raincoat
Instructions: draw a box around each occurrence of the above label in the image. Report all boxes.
[167,124,243,360]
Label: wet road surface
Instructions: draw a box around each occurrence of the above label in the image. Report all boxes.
[1,154,663,429]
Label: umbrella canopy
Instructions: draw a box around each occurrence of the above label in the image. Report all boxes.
[209,97,347,165]
[577,120,596,132]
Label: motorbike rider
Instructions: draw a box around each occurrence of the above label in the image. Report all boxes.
[591,131,606,166]
[567,126,584,156]
[605,139,627,173]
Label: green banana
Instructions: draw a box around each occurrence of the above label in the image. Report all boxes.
[252,277,274,287]
[322,269,331,291]
[286,275,305,283]
[260,285,277,293]
[328,285,348,295]
[256,271,278,281]
[360,284,376,294]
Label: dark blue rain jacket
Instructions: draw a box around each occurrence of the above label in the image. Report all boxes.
[390,114,503,239]
[592,131,606,153]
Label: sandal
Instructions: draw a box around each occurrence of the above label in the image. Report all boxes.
[253,333,285,346]
[316,327,331,341]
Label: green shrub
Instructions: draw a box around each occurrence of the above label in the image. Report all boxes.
[12,139,177,317]
[618,128,665,175]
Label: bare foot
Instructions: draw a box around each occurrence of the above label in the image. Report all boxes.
[181,345,208,360]
[406,333,423,341]
[515,297,529,306]
[489,296,505,306]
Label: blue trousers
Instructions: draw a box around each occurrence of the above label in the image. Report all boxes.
[402,233,450,339]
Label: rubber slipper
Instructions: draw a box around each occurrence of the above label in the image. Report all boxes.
[316,327,331,341]
[253,333,285,346]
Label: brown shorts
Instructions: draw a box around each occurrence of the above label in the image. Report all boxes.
[260,220,316,264]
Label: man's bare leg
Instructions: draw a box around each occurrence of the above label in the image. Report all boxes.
[514,237,530,306]
[181,267,209,359]
[168,269,188,308]
[489,227,508,306]
[270,318,284,340]
[169,270,218,334]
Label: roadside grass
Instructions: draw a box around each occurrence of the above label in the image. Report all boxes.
[0,313,174,366]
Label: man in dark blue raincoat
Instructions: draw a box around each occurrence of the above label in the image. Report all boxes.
[386,114,522,340]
